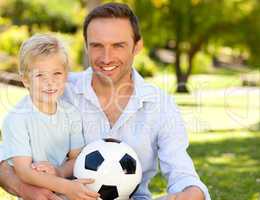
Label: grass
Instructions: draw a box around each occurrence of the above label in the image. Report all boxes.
[150,131,260,200]
[0,72,259,200]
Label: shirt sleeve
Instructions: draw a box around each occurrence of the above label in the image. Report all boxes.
[68,108,85,150]
[1,114,32,162]
[157,95,211,200]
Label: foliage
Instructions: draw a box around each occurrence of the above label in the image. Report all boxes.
[0,0,84,34]
[134,49,158,77]
[125,0,259,92]
[0,25,29,56]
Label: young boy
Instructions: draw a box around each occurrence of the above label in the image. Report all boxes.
[1,34,100,200]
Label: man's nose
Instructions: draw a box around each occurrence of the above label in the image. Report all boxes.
[101,48,113,64]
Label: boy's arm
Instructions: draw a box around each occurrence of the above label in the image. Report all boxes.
[32,149,81,178]
[13,156,73,195]
[12,154,100,200]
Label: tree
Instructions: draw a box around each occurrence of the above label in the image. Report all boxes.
[0,0,81,34]
[130,0,255,92]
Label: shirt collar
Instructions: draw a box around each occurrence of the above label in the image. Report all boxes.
[73,67,159,103]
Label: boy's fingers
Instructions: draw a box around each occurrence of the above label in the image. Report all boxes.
[76,178,95,184]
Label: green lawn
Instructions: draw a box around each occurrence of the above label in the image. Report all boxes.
[0,72,259,200]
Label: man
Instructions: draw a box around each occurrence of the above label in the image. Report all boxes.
[0,2,211,200]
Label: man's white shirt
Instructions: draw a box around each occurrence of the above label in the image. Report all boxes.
[61,68,211,200]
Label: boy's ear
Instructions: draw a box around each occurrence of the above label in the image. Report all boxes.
[21,75,29,89]
[133,39,143,55]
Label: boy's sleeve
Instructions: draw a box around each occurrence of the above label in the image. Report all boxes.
[69,109,85,150]
[2,114,32,161]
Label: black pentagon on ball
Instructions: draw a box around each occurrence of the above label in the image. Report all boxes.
[98,185,119,200]
[103,138,121,143]
[85,150,104,171]
[119,153,136,174]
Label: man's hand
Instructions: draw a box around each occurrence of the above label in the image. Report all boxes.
[167,186,204,200]
[32,161,60,177]
[19,182,63,200]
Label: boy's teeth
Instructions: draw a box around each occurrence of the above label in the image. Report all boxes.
[102,66,116,71]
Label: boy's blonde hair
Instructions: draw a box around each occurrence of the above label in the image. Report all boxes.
[19,34,69,76]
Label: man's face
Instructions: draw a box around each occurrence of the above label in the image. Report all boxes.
[86,18,142,86]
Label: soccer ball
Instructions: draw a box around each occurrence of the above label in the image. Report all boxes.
[73,138,142,200]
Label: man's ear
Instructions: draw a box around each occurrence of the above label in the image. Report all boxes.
[21,75,30,89]
[133,39,143,55]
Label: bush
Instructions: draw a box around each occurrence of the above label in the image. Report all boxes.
[0,25,29,56]
[192,52,214,74]
[0,25,29,72]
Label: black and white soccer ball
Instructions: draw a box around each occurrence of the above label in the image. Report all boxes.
[73,138,142,200]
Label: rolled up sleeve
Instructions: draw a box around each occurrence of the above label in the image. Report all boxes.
[157,96,211,200]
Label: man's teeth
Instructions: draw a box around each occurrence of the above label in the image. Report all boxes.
[102,66,117,71]
[45,89,57,93]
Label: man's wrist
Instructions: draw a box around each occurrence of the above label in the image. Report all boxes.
[182,186,205,200]
[55,167,64,178]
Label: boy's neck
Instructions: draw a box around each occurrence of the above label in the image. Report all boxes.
[32,99,57,115]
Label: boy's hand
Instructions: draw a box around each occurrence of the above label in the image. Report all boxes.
[65,178,100,200]
[31,161,60,177]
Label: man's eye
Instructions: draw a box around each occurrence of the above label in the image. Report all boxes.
[91,44,102,48]
[114,44,124,48]
[54,72,62,75]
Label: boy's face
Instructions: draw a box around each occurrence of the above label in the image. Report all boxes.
[86,18,142,86]
[22,54,67,106]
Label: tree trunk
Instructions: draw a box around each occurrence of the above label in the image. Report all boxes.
[82,0,102,69]
[176,74,189,93]
[175,47,189,93]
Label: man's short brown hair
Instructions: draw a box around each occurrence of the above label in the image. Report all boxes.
[83,2,141,44]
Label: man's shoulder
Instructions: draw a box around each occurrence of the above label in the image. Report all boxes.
[67,70,88,85]
[140,81,174,104]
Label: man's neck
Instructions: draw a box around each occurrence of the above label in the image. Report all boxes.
[92,75,134,100]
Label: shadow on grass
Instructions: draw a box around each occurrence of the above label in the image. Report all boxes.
[150,132,260,200]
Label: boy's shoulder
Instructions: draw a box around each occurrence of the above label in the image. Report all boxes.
[3,95,32,125]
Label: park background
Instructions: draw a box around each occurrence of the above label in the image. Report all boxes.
[0,0,259,199]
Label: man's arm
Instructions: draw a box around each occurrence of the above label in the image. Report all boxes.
[0,160,21,196]
[0,160,62,200]
[157,95,211,200]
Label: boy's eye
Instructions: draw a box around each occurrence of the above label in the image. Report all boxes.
[35,74,43,77]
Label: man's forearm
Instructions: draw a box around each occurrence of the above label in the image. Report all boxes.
[0,160,22,196]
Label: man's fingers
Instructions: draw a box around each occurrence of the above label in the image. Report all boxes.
[48,193,63,200]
